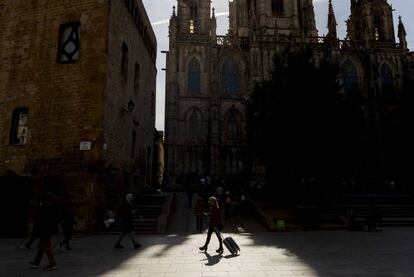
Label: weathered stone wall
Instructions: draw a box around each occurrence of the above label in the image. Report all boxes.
[0,0,158,231]
[105,0,157,189]
[0,0,108,230]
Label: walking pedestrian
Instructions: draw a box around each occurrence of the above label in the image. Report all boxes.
[195,196,205,232]
[199,197,223,254]
[29,192,60,271]
[59,200,76,250]
[114,194,142,250]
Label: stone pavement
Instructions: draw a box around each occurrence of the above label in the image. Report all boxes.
[1,193,414,276]
[1,229,414,277]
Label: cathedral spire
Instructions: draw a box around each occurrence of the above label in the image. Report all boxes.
[398,16,408,51]
[327,0,337,39]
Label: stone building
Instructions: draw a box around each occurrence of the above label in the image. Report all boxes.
[0,0,157,232]
[164,0,413,187]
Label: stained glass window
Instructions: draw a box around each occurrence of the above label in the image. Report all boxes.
[223,58,240,96]
[342,59,359,93]
[188,58,201,94]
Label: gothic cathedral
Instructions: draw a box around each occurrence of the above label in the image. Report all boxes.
[164,0,413,187]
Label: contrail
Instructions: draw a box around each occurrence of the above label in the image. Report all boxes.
[152,12,229,26]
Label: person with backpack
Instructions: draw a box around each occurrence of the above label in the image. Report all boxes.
[199,197,223,254]
[114,194,142,250]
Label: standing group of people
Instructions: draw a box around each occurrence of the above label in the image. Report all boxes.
[27,192,76,271]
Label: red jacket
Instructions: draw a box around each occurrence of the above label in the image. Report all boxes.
[209,205,221,227]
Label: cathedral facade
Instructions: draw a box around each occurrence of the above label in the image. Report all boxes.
[164,0,413,187]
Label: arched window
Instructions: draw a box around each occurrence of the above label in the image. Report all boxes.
[134,63,141,95]
[189,3,198,34]
[188,109,202,143]
[227,110,241,141]
[380,63,395,102]
[10,107,29,145]
[121,42,129,79]
[373,11,382,41]
[131,131,136,158]
[380,64,393,88]
[223,58,241,96]
[188,58,201,94]
[342,59,359,93]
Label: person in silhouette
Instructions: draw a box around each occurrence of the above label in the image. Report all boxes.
[29,192,60,271]
[195,196,205,232]
[59,200,76,250]
[199,197,223,254]
[114,194,142,249]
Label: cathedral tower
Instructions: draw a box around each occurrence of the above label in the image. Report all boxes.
[229,0,318,37]
[175,0,213,35]
[347,0,395,42]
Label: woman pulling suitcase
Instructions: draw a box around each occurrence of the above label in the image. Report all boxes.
[199,197,224,253]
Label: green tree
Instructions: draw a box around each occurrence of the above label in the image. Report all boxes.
[247,47,344,201]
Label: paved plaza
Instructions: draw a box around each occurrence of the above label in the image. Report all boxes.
[1,228,414,277]
[2,194,414,277]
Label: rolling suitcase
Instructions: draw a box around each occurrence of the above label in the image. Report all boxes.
[216,228,240,255]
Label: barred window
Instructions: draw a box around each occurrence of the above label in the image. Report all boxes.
[10,107,29,145]
[57,22,80,63]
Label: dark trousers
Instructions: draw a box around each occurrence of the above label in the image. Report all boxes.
[196,215,203,232]
[115,229,138,246]
[203,226,223,248]
[33,239,56,266]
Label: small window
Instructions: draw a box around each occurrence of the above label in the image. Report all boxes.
[131,131,136,158]
[134,63,141,95]
[272,0,284,15]
[10,107,29,145]
[57,22,81,63]
[189,19,196,34]
[190,6,198,18]
[121,42,129,79]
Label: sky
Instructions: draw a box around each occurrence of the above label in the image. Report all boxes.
[142,0,414,131]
